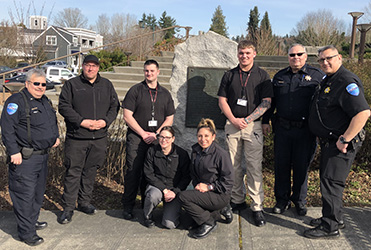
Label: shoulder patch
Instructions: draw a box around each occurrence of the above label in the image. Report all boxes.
[7,103,18,115]
[346,83,359,96]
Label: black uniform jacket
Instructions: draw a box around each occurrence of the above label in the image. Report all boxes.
[190,142,234,194]
[309,65,370,138]
[0,88,59,155]
[58,73,119,139]
[144,144,191,194]
[263,64,324,123]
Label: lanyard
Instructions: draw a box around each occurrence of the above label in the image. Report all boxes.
[149,87,158,119]
[239,69,251,99]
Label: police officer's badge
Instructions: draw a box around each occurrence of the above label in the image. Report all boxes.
[324,87,330,93]
[7,103,18,115]
[346,83,360,96]
[305,75,312,81]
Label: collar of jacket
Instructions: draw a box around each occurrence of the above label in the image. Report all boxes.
[154,143,176,158]
[80,72,102,84]
[22,87,45,101]
[192,141,216,156]
[286,63,309,74]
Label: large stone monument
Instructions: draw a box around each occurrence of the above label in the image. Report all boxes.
[170,31,238,151]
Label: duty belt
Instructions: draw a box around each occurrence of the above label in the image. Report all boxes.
[278,117,306,129]
[33,149,49,155]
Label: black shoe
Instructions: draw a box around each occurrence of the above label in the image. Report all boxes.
[35,221,48,230]
[191,222,217,239]
[230,202,247,212]
[253,211,266,227]
[77,204,97,215]
[294,203,307,216]
[303,225,339,239]
[144,218,155,228]
[220,205,233,224]
[58,210,73,224]
[123,208,134,220]
[22,235,44,246]
[310,217,345,229]
[272,202,291,214]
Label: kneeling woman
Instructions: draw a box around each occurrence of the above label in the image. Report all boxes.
[179,118,234,239]
[143,126,191,229]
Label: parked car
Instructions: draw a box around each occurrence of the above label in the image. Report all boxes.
[0,66,15,78]
[41,60,68,69]
[5,74,59,90]
[15,62,32,73]
[45,67,75,83]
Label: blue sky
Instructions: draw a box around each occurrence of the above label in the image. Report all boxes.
[1,0,369,37]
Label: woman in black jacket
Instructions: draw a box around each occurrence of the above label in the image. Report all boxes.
[143,126,191,229]
[178,118,234,239]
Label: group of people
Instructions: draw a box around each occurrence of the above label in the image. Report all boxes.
[0,39,369,246]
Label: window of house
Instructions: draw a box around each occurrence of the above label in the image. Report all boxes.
[34,20,38,26]
[46,35,57,45]
[73,37,78,46]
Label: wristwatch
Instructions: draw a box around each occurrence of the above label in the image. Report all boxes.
[207,184,214,191]
[339,136,350,144]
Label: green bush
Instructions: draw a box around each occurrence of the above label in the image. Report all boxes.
[89,49,132,71]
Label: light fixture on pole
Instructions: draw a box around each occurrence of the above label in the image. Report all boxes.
[348,12,364,59]
[357,23,371,63]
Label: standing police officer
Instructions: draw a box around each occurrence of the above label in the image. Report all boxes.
[122,59,175,220]
[304,45,370,239]
[262,44,324,216]
[58,55,119,224]
[0,69,60,246]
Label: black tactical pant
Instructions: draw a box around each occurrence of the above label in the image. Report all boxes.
[122,131,151,209]
[62,137,107,210]
[178,190,230,226]
[319,139,362,231]
[274,123,316,207]
[8,154,48,240]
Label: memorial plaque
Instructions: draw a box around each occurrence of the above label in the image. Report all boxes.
[186,67,228,129]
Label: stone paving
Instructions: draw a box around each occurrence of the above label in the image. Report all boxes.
[0,207,370,249]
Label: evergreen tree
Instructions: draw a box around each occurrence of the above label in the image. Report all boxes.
[209,5,228,37]
[260,11,272,38]
[158,11,178,39]
[247,6,260,43]
[138,13,157,30]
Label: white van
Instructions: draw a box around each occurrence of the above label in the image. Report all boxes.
[45,67,75,83]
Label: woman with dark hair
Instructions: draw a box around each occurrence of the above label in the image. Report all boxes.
[143,126,191,229]
[178,118,234,239]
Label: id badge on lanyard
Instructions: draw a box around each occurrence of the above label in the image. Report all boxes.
[237,69,250,107]
[148,88,158,127]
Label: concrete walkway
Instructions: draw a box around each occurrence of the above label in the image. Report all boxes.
[0,207,370,249]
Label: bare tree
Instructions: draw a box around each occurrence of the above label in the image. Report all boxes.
[95,14,111,40]
[5,1,53,64]
[53,8,88,28]
[256,30,279,55]
[292,9,346,47]
[364,1,371,22]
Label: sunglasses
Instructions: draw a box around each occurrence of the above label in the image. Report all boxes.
[31,81,47,87]
[317,54,338,64]
[289,53,305,57]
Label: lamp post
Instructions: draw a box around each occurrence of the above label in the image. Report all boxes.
[357,23,371,63]
[348,12,364,59]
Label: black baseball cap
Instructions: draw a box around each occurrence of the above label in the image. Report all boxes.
[83,55,100,65]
